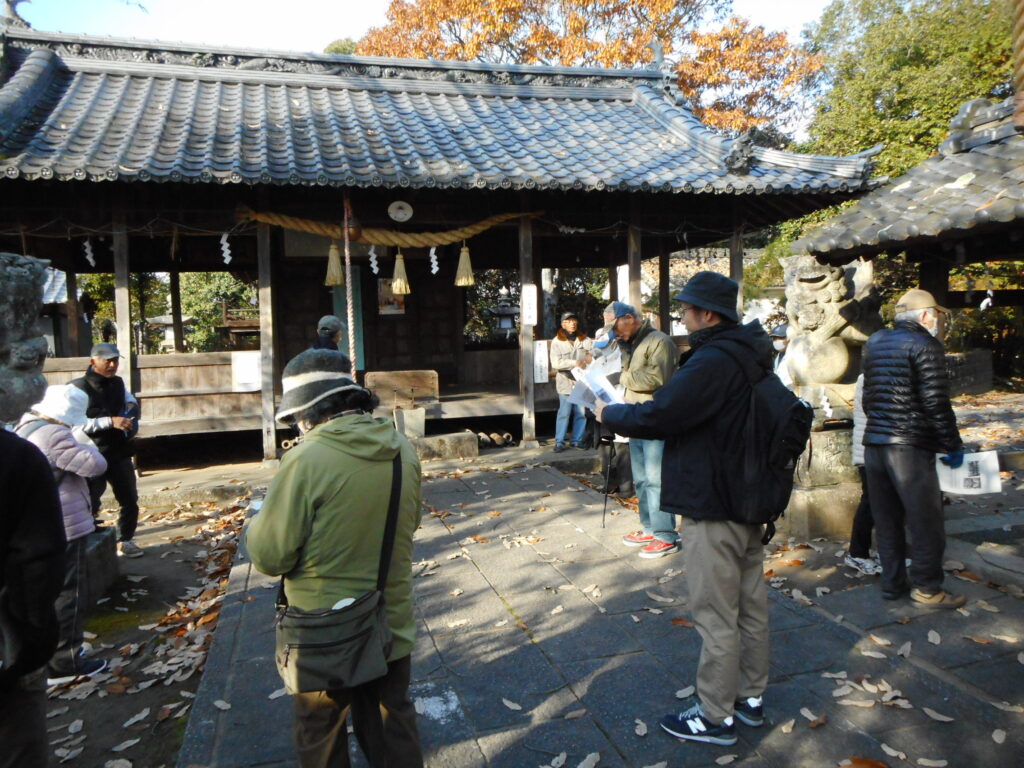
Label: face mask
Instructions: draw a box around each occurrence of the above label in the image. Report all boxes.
[773,340,786,351]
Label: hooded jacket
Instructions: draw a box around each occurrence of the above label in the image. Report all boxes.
[244,413,422,662]
[602,321,773,522]
[861,320,962,454]
[619,320,678,404]
[549,329,593,396]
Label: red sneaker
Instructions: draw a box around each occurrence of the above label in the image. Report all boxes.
[622,531,655,547]
[639,540,680,559]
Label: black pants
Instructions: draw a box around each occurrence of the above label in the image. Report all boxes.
[292,655,423,768]
[89,455,139,542]
[48,536,89,675]
[594,420,633,494]
[849,466,875,559]
[864,444,946,595]
[0,669,48,768]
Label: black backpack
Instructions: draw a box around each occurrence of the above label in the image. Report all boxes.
[713,342,814,544]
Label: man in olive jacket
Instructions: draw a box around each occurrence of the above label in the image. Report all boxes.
[245,350,423,768]
[610,301,679,558]
[862,289,964,609]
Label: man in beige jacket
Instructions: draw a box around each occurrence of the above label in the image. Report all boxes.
[611,301,680,558]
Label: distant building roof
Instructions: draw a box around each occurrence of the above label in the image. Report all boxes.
[794,97,1024,262]
[0,26,880,195]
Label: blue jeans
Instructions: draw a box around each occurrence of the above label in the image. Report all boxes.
[629,438,677,543]
[555,394,586,446]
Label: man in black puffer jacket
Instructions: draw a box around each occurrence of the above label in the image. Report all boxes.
[598,272,771,750]
[862,289,964,609]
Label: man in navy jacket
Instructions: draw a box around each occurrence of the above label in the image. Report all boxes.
[598,271,771,749]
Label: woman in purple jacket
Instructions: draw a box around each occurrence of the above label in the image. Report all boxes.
[16,385,109,684]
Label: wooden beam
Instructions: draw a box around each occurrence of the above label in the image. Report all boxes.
[257,223,277,463]
[627,224,642,312]
[658,246,671,332]
[65,269,80,357]
[945,289,1024,309]
[112,211,134,391]
[169,271,185,353]
[729,227,744,319]
[519,215,538,448]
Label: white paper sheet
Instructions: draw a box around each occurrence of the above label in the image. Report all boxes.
[935,450,1002,495]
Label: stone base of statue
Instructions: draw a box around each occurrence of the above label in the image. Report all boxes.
[778,427,862,541]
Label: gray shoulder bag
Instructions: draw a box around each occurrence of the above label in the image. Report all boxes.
[274,453,402,693]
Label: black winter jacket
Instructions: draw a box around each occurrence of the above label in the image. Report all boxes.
[602,320,773,522]
[861,320,962,454]
[0,430,66,688]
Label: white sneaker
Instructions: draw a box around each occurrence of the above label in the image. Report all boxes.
[844,553,881,575]
[118,540,144,558]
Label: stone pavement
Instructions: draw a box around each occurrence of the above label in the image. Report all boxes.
[178,461,1024,768]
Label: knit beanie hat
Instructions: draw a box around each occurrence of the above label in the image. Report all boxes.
[275,349,361,424]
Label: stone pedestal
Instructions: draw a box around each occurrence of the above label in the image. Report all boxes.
[84,527,119,610]
[779,427,862,541]
[409,432,479,461]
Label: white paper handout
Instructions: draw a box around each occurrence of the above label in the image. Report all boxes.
[935,450,1002,495]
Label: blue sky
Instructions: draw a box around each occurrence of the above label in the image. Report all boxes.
[20,0,830,54]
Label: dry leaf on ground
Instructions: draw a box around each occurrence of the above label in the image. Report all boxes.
[213,700,231,711]
[860,650,886,659]
[634,718,648,736]
[670,618,694,627]
[111,739,140,753]
[550,752,567,768]
[564,709,586,719]
[577,753,600,768]
[645,590,674,604]
[122,708,149,727]
[928,630,941,645]
[780,718,795,734]
[898,641,912,657]
[992,729,1006,744]
[922,707,954,722]
[917,759,948,767]
[676,686,695,699]
[716,756,737,765]
[869,634,892,647]
[268,687,287,700]
[641,763,667,768]
[501,697,522,711]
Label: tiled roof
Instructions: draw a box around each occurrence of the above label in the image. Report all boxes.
[794,97,1024,260]
[0,27,879,195]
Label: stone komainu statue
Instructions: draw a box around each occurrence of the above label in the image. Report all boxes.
[781,254,883,388]
[0,252,49,422]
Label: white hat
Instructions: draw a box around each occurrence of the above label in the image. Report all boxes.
[30,384,89,426]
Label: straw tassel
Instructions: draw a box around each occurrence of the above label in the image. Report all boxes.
[455,242,475,286]
[325,240,344,286]
[391,250,411,294]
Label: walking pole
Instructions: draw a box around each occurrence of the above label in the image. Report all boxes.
[600,434,614,528]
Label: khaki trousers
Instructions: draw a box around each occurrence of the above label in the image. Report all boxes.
[681,519,770,723]
[292,655,424,768]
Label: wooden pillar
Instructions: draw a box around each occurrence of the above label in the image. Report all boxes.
[607,247,618,302]
[919,256,950,305]
[658,246,671,332]
[112,212,134,391]
[627,224,642,313]
[65,270,80,356]
[169,270,185,352]
[729,228,744,319]
[258,223,277,463]
[519,216,538,448]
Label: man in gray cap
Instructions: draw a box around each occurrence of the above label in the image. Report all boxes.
[71,343,143,557]
[311,315,346,351]
[598,271,772,749]
[606,300,678,557]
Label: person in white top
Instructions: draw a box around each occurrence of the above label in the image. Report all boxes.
[769,324,793,389]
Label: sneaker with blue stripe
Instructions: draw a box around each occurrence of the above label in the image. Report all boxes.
[660,702,737,745]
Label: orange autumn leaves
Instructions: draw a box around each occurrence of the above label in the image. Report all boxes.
[356,0,820,133]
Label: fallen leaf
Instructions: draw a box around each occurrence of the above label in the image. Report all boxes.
[675,686,695,699]
[111,739,140,753]
[780,718,795,734]
[502,697,522,711]
[641,763,668,768]
[576,753,600,768]
[881,743,907,760]
[809,714,828,728]
[1018,652,1024,665]
[449,588,464,597]
[897,641,912,658]
[581,584,598,594]
[268,687,287,700]
[635,718,648,736]
[837,699,875,708]
[846,760,890,768]
[487,511,501,517]
[778,559,805,567]
[58,747,84,762]
[470,535,489,544]
[833,684,854,698]
[122,708,149,727]
[645,590,675,604]
[975,600,1000,613]
[928,630,941,645]
[869,634,892,647]
[104,760,133,768]
[550,605,564,616]
[860,650,886,659]
[822,671,848,679]
[916,760,948,767]
[213,700,231,711]
[922,707,954,722]
[564,709,587,719]
[551,752,567,768]
[631,614,641,624]
[447,619,469,628]
[716,756,737,765]
[670,618,694,627]
[992,634,1018,643]
[964,636,991,645]
[992,729,1006,744]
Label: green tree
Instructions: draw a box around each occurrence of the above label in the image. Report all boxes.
[77,272,169,354]
[324,37,358,54]
[179,272,258,352]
